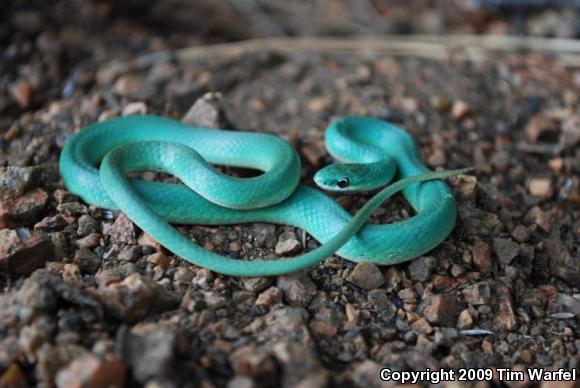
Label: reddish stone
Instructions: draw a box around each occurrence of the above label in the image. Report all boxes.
[229,345,276,377]
[0,188,48,228]
[420,292,461,327]
[472,240,492,273]
[495,285,517,331]
[462,281,491,305]
[55,354,126,388]
[308,320,338,337]
[109,213,136,244]
[10,80,32,108]
[0,229,55,275]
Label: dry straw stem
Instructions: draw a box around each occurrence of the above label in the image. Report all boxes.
[103,35,580,82]
[173,35,580,66]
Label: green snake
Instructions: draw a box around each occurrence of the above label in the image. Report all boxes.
[59,115,470,276]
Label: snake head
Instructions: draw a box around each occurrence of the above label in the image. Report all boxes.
[314,163,370,192]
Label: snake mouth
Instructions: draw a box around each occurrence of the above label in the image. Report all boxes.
[312,171,334,191]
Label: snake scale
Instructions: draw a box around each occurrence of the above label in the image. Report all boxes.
[59,115,470,276]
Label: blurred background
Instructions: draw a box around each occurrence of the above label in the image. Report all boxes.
[2,0,580,117]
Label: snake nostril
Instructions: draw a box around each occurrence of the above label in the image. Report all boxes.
[337,178,350,188]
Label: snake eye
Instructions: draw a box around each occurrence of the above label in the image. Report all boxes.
[336,178,350,188]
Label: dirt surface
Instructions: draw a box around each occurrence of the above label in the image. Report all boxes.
[1,2,580,388]
[1,44,579,387]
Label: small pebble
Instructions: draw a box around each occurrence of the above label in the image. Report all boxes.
[77,215,99,236]
[420,293,461,326]
[75,233,101,249]
[528,177,553,199]
[525,206,551,232]
[347,262,385,290]
[407,256,437,282]
[10,80,32,108]
[472,240,492,273]
[109,213,136,244]
[255,286,282,308]
[451,100,470,119]
[182,92,227,128]
[462,282,491,305]
[512,225,531,243]
[122,102,147,116]
[242,277,273,293]
[456,309,474,330]
[117,247,141,262]
[492,238,520,265]
[451,174,478,201]
[174,267,193,283]
[277,272,317,307]
[144,252,170,269]
[274,231,302,256]
[73,248,101,274]
[411,317,433,335]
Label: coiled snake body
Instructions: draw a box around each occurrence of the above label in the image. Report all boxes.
[60,115,468,276]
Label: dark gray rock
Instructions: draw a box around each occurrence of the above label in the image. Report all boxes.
[407,256,437,282]
[277,272,317,307]
[0,166,41,200]
[493,238,520,265]
[116,325,177,384]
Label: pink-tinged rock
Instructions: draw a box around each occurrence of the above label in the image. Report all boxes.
[472,240,492,273]
[451,100,470,119]
[55,354,126,388]
[96,273,179,321]
[411,317,433,334]
[495,284,517,331]
[255,286,283,308]
[0,229,55,275]
[420,292,461,327]
[528,177,553,199]
[456,309,474,330]
[109,213,136,244]
[229,345,276,377]
[462,281,491,305]
[308,320,338,337]
[0,188,48,228]
[10,80,32,108]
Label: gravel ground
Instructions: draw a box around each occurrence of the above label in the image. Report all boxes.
[1,2,579,388]
[0,46,578,387]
